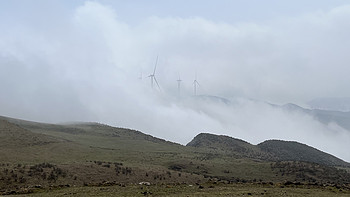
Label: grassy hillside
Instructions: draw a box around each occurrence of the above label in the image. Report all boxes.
[187,133,350,167]
[187,133,275,160]
[0,119,58,148]
[0,116,349,195]
[258,140,350,167]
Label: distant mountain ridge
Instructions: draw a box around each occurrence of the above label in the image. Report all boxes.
[191,95,350,133]
[187,133,350,167]
[193,95,231,104]
[280,103,350,132]
[308,97,350,112]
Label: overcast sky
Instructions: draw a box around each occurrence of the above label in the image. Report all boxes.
[1,1,350,161]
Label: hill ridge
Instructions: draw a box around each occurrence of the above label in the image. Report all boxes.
[187,133,350,167]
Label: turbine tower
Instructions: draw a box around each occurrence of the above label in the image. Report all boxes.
[177,75,182,96]
[193,74,200,96]
[148,56,161,90]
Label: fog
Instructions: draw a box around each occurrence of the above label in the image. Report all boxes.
[1,1,350,161]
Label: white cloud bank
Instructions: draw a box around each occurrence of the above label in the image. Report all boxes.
[0,1,350,161]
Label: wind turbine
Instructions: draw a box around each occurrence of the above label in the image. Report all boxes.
[139,70,143,80]
[193,73,200,96]
[148,56,161,91]
[177,75,182,96]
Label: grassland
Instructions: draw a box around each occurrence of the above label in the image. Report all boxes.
[0,116,350,196]
[5,182,350,197]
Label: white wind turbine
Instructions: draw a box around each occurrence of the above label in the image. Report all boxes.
[177,75,182,96]
[193,73,200,96]
[148,56,161,91]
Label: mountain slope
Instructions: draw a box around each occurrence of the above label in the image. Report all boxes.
[187,133,251,149]
[187,133,350,167]
[258,140,349,167]
[0,115,190,167]
[0,119,58,147]
[0,116,177,146]
[187,133,274,160]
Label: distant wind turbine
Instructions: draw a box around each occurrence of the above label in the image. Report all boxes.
[139,70,143,80]
[177,75,182,96]
[148,56,161,91]
[193,73,200,96]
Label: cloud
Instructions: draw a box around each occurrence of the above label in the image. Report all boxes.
[0,1,350,161]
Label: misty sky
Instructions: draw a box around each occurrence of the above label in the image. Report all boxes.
[1,1,350,161]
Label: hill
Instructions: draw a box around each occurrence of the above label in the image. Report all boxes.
[187,133,350,167]
[0,116,209,193]
[0,119,58,148]
[187,133,275,160]
[258,140,350,167]
[0,115,349,195]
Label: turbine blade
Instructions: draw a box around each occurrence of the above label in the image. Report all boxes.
[154,76,161,91]
[153,55,158,75]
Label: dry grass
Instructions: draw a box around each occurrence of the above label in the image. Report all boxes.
[5,182,350,197]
